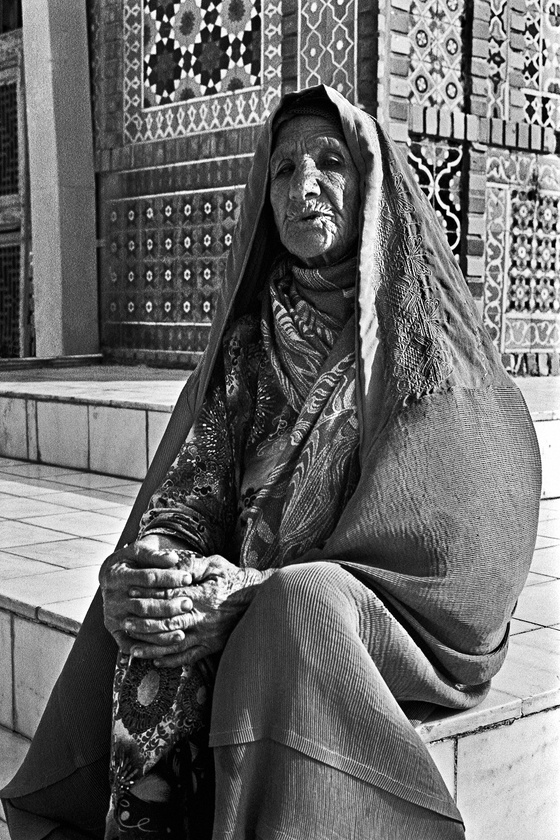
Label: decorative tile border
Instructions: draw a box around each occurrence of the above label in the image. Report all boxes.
[484,150,560,353]
[297,0,358,100]
[123,0,282,143]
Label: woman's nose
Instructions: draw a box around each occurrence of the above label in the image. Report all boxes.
[289,159,321,201]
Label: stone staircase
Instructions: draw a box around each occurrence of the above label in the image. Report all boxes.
[0,368,559,838]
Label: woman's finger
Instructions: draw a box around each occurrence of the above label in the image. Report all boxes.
[124,612,194,635]
[129,638,191,660]
[127,596,193,619]
[121,567,192,590]
[129,629,185,646]
[127,586,190,600]
[155,646,207,668]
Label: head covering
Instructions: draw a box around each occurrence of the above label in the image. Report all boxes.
[271,90,343,136]
[3,86,541,806]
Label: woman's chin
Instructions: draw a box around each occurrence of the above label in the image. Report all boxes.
[283,235,338,267]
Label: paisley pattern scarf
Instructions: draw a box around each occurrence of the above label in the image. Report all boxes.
[104,257,360,839]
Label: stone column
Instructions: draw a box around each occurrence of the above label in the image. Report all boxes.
[22,0,99,356]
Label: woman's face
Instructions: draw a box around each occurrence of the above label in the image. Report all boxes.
[269,114,361,267]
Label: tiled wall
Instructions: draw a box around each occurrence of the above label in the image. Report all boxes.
[88,0,560,369]
[0,396,170,480]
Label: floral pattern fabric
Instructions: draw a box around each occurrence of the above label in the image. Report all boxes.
[105,257,361,839]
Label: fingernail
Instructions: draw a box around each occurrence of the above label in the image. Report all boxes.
[129,589,140,598]
[182,574,192,586]
[154,660,161,667]
[124,621,134,632]
[181,599,191,611]
[131,647,143,657]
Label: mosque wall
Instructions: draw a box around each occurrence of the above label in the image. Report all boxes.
[89,0,560,371]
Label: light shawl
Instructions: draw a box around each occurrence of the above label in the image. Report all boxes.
[1,86,541,829]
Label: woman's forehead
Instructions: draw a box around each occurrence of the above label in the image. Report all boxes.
[272,114,347,154]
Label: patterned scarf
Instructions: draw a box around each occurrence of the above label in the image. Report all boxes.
[238,256,360,570]
[261,257,356,410]
[105,257,361,839]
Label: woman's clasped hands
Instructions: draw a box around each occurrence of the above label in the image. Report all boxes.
[99,534,269,668]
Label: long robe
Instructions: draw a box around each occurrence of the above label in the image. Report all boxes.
[1,84,541,840]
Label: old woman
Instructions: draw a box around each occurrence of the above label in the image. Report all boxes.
[2,86,541,840]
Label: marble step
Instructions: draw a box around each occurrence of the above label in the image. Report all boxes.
[0,367,186,482]
[0,474,559,839]
[0,726,30,824]
[0,371,559,494]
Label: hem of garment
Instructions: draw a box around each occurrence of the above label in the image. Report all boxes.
[209,725,462,822]
[2,797,63,840]
[224,821,325,840]
[0,747,110,801]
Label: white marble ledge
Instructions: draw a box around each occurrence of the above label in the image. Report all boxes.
[418,626,560,744]
[0,565,100,631]
[0,382,183,412]
[417,688,522,744]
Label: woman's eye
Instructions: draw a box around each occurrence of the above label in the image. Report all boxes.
[322,155,343,168]
[274,162,294,177]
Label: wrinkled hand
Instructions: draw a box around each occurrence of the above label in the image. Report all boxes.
[99,535,193,654]
[124,553,272,667]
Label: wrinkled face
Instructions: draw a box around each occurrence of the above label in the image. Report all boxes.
[269,115,361,267]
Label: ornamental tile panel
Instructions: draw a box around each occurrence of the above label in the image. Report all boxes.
[124,0,281,143]
[408,139,463,257]
[409,0,464,109]
[484,150,560,353]
[488,0,510,119]
[523,0,560,130]
[297,0,358,100]
[101,188,243,355]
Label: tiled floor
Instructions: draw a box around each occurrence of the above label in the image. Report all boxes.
[0,458,139,628]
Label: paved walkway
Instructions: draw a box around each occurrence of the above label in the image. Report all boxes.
[0,458,139,629]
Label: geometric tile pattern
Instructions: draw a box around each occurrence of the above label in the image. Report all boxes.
[87,0,105,149]
[124,0,281,142]
[298,0,357,100]
[0,81,18,196]
[485,150,560,354]
[144,0,261,105]
[488,0,510,119]
[484,183,509,347]
[0,243,20,358]
[408,139,463,257]
[409,0,464,109]
[523,0,560,130]
[508,188,560,314]
[102,188,243,355]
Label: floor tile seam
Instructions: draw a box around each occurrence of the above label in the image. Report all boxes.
[0,497,122,513]
[525,573,560,584]
[0,560,103,579]
[1,471,138,488]
[510,616,560,630]
[0,555,72,573]
[0,519,119,540]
